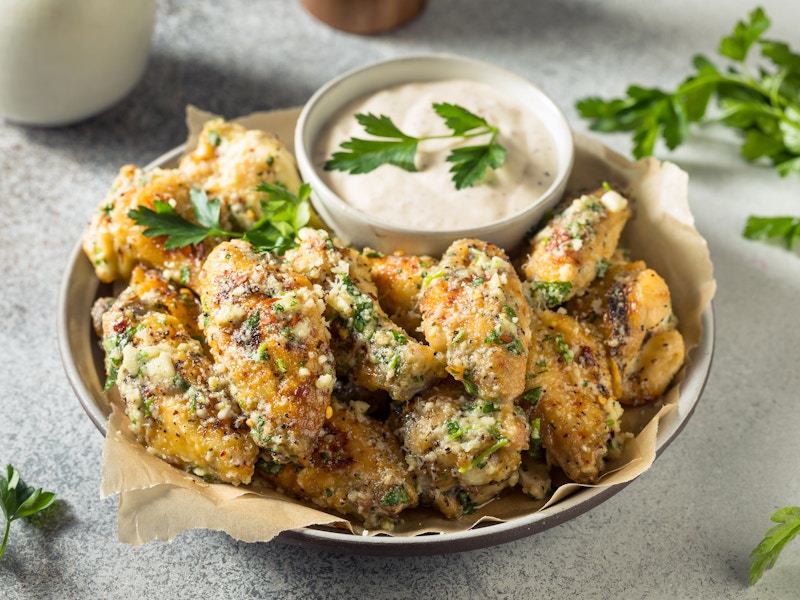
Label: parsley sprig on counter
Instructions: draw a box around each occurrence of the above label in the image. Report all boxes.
[128,182,311,255]
[576,7,800,252]
[749,506,800,585]
[324,103,507,190]
[1,464,56,561]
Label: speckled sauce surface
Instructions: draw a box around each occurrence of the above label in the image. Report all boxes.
[1,1,799,598]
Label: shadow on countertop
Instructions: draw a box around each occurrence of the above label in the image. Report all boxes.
[4,0,674,174]
[5,52,313,173]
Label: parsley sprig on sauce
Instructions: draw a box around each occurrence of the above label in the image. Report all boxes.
[324,103,507,190]
[128,182,311,255]
[575,7,800,252]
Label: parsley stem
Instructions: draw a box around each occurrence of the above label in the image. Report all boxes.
[413,126,498,144]
[0,520,10,560]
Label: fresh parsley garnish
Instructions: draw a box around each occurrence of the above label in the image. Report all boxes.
[459,436,509,473]
[749,506,800,585]
[575,7,800,253]
[534,281,573,308]
[0,464,56,561]
[742,215,800,250]
[324,103,507,190]
[380,486,409,507]
[128,182,311,255]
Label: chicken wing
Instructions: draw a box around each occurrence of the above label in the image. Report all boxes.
[286,228,443,402]
[96,266,259,485]
[257,398,418,530]
[522,309,626,484]
[363,250,436,338]
[82,165,211,287]
[197,239,335,464]
[394,379,529,519]
[419,238,531,403]
[178,118,303,231]
[566,259,685,405]
[523,187,631,308]
[82,118,304,287]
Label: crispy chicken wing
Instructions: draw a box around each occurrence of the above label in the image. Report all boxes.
[258,397,418,530]
[419,238,531,403]
[178,118,303,231]
[394,379,529,519]
[197,239,335,464]
[523,309,625,484]
[566,258,685,405]
[82,118,303,287]
[523,187,631,308]
[82,165,211,287]
[286,228,443,402]
[363,250,436,338]
[96,266,259,485]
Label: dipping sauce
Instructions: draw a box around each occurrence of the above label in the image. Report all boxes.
[314,79,559,231]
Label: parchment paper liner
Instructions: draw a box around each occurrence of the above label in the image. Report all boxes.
[100,106,716,545]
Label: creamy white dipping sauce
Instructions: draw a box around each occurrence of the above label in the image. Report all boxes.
[314,79,559,231]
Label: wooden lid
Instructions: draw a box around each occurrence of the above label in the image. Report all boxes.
[300,0,425,35]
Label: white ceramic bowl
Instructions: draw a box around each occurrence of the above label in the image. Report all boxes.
[294,54,575,256]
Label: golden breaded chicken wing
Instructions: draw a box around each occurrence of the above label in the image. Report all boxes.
[286,228,443,402]
[178,118,303,231]
[523,309,626,485]
[97,266,259,485]
[523,187,631,308]
[419,238,531,403]
[567,259,685,405]
[395,379,529,519]
[197,239,335,464]
[82,165,211,287]
[257,398,418,530]
[363,250,436,338]
[83,118,304,287]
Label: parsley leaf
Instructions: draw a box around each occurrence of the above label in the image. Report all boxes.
[749,506,800,585]
[129,182,312,255]
[575,7,800,253]
[328,113,419,174]
[742,215,800,249]
[0,464,56,561]
[446,142,508,190]
[127,199,214,249]
[190,186,222,229]
[324,103,507,190]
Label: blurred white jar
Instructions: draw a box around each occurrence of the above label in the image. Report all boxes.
[0,0,156,126]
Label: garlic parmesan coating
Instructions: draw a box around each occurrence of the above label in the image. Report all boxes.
[197,239,335,464]
[178,118,303,231]
[419,238,531,403]
[363,250,437,338]
[523,309,625,484]
[395,379,529,519]
[523,187,632,308]
[257,398,418,530]
[566,258,685,405]
[286,228,443,402]
[97,266,259,485]
[82,165,211,288]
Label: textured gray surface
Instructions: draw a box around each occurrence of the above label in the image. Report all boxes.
[1,0,799,598]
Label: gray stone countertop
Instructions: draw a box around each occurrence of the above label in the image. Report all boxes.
[2,1,799,598]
